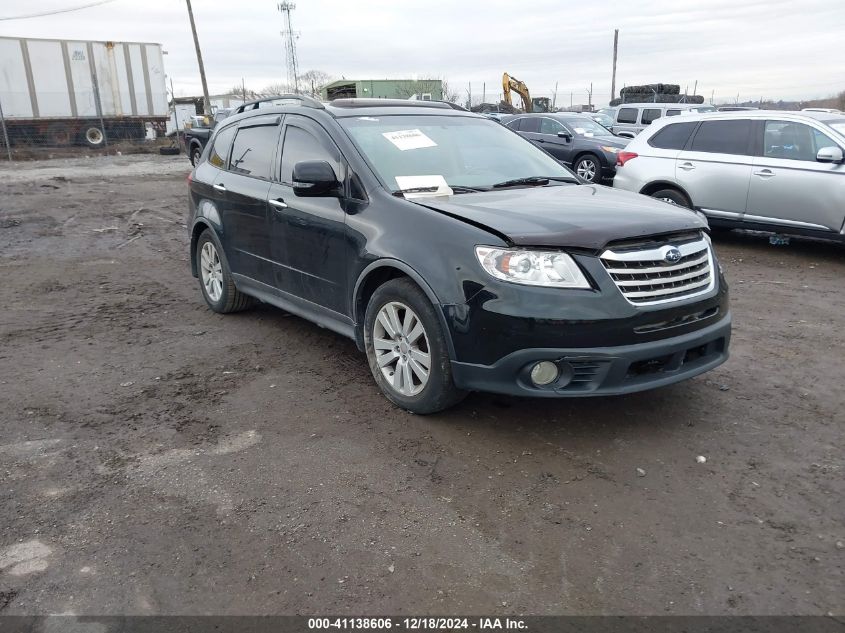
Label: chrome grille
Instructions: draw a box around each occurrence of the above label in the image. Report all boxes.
[600,234,715,305]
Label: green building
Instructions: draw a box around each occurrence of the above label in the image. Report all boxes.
[321,79,443,101]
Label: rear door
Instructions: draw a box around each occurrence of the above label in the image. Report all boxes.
[675,118,754,218]
[214,115,281,285]
[267,115,349,314]
[745,119,845,232]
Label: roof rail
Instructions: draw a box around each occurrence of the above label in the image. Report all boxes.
[327,98,466,110]
[234,94,325,114]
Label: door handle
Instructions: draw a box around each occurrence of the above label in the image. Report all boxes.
[213,183,227,192]
[268,198,288,210]
[536,139,545,143]
[753,169,775,178]
[679,162,696,171]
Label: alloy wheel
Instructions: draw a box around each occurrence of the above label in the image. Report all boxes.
[576,159,597,182]
[373,301,431,396]
[200,241,223,302]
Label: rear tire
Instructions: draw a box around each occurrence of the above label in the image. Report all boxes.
[364,278,466,415]
[195,229,254,313]
[190,144,202,166]
[650,188,691,208]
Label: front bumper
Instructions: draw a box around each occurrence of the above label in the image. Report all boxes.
[450,312,731,397]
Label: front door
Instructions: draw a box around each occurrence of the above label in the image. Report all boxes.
[267,115,349,315]
[536,117,574,163]
[674,118,754,218]
[745,119,845,232]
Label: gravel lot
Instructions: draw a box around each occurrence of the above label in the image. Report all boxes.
[0,155,842,615]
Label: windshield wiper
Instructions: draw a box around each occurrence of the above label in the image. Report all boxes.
[491,176,578,188]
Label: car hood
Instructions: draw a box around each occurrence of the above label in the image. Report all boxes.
[414,184,706,251]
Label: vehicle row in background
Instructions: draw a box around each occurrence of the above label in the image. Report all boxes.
[613,110,845,242]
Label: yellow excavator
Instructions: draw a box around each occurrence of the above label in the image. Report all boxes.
[502,72,550,113]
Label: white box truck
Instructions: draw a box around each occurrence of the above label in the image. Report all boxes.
[0,36,168,147]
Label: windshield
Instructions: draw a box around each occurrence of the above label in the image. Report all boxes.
[564,118,614,137]
[592,113,614,127]
[339,114,575,191]
[691,106,717,113]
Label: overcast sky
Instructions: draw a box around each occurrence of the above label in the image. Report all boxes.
[1,0,843,105]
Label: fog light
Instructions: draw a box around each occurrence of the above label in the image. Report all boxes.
[530,361,559,386]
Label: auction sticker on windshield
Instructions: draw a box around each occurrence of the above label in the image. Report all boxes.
[382,129,437,151]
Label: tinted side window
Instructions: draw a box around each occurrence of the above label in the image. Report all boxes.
[666,109,681,117]
[280,124,342,184]
[208,125,236,168]
[689,120,752,155]
[520,118,540,133]
[506,118,522,131]
[648,122,697,150]
[617,108,638,124]
[540,118,565,134]
[641,108,661,125]
[229,125,277,178]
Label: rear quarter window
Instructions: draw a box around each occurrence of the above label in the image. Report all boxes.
[648,122,697,150]
[207,125,236,168]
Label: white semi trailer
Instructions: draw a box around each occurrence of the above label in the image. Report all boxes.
[0,36,168,147]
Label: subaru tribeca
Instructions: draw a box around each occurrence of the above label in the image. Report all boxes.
[188,96,731,414]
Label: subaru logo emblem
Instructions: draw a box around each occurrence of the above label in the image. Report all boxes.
[664,247,682,263]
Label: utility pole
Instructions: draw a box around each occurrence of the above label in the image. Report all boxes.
[278,2,300,93]
[587,82,593,110]
[482,82,486,104]
[552,81,558,110]
[610,29,619,101]
[185,0,211,114]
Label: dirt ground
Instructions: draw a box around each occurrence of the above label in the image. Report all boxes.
[0,155,842,616]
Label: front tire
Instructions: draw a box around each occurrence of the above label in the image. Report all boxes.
[190,144,202,166]
[574,154,602,183]
[195,229,253,313]
[364,278,466,414]
[650,188,691,208]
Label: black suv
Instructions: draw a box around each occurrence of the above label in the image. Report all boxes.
[188,96,731,414]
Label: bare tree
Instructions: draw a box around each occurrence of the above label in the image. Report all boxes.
[259,82,292,96]
[393,77,454,101]
[298,70,333,98]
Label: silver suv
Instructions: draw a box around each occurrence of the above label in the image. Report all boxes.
[613,111,845,241]
[611,103,717,138]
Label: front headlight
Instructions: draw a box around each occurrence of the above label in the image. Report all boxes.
[475,246,591,288]
[600,145,620,154]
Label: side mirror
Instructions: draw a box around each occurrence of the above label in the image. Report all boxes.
[557,131,572,140]
[292,160,341,197]
[816,146,844,163]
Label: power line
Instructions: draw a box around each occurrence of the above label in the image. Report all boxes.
[0,0,119,21]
